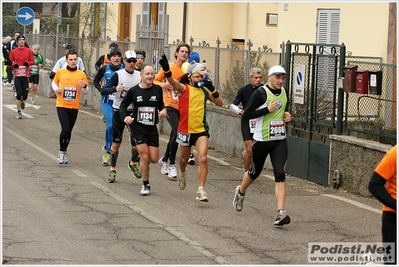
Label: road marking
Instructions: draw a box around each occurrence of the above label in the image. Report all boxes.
[79,110,102,118]
[72,169,88,177]
[5,124,382,221]
[321,194,381,214]
[91,181,229,264]
[4,104,35,118]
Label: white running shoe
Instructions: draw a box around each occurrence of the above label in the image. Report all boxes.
[140,184,150,196]
[158,157,169,175]
[168,164,177,178]
[178,170,187,190]
[196,189,209,202]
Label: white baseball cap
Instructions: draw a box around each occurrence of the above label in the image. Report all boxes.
[268,65,286,76]
[124,50,137,59]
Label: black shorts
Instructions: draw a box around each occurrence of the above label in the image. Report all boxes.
[177,131,210,147]
[29,75,39,84]
[241,118,253,141]
[129,123,159,147]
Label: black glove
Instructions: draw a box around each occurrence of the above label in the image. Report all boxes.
[203,80,215,92]
[49,71,56,80]
[203,80,219,98]
[13,64,19,69]
[5,60,12,66]
[159,54,172,78]
[23,62,29,67]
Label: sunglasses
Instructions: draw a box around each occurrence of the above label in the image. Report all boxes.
[125,58,137,63]
[191,74,204,79]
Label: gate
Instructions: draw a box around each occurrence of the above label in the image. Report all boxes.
[135,14,170,73]
[283,41,346,186]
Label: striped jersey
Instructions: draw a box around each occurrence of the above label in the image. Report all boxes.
[178,84,209,133]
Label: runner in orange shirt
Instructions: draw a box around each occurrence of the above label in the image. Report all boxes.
[51,50,89,164]
[369,145,397,265]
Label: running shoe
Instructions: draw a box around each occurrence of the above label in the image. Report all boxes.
[196,189,209,202]
[188,153,196,165]
[158,157,169,175]
[63,152,68,164]
[102,146,111,165]
[16,112,22,119]
[178,170,187,190]
[107,170,116,183]
[274,210,291,226]
[168,164,177,179]
[140,184,151,196]
[233,185,245,212]
[57,151,65,164]
[30,98,35,105]
[128,161,142,179]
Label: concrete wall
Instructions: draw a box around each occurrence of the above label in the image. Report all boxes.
[39,70,394,195]
[329,135,393,197]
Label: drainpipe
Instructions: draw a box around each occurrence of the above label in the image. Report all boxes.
[182,2,187,43]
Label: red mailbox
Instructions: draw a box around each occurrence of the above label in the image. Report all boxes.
[343,65,358,92]
[356,70,369,94]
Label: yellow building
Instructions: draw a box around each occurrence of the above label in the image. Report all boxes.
[102,2,395,63]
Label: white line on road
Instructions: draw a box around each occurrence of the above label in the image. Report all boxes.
[5,124,381,223]
[91,181,230,264]
[4,104,35,118]
[71,169,88,177]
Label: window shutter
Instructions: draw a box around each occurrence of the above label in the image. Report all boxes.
[142,3,150,26]
[317,9,340,44]
[158,2,166,30]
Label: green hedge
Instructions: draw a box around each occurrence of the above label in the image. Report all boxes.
[2,15,78,37]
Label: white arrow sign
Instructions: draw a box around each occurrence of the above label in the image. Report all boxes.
[17,12,33,21]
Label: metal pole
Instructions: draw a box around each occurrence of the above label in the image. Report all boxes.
[55,23,59,63]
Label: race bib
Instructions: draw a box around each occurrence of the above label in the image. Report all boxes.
[137,106,155,125]
[172,89,179,101]
[269,120,285,140]
[176,131,191,146]
[62,86,77,101]
[30,65,39,74]
[15,66,27,77]
[249,119,257,134]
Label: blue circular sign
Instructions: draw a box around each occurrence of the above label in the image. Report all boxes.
[296,71,303,85]
[16,7,35,26]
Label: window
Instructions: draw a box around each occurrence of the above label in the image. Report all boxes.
[317,9,340,44]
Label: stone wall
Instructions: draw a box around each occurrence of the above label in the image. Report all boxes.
[329,135,393,196]
[38,70,394,195]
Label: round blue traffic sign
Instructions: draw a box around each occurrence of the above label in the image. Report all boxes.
[16,7,35,26]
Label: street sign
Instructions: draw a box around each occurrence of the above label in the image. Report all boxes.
[16,7,35,26]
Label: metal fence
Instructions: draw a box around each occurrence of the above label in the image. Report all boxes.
[23,32,281,105]
[20,33,396,145]
[344,60,397,144]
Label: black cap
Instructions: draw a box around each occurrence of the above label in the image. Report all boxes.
[65,44,76,50]
[109,42,118,48]
[109,48,122,57]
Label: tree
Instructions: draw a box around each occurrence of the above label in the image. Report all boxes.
[221,52,270,104]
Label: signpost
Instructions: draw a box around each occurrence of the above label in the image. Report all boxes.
[16,7,35,34]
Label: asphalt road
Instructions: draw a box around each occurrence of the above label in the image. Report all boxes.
[2,85,385,265]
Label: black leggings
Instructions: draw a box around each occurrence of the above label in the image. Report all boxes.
[248,139,287,182]
[14,77,29,101]
[382,211,396,264]
[57,107,78,152]
[162,107,179,165]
